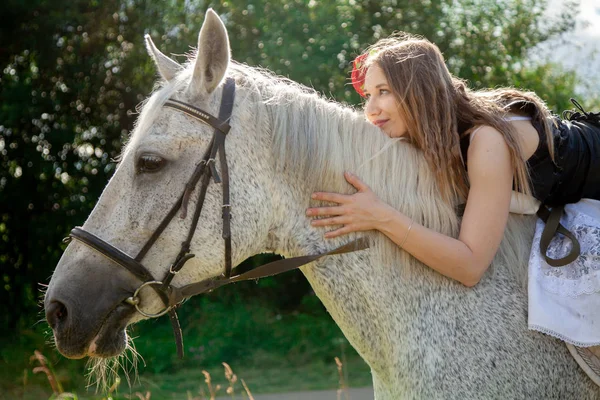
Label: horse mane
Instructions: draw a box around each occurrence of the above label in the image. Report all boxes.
[129,60,533,286]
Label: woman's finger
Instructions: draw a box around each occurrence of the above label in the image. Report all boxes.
[306,206,345,217]
[324,225,353,238]
[344,171,370,192]
[311,216,349,226]
[311,191,349,203]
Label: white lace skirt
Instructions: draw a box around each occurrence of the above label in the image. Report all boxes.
[528,199,600,347]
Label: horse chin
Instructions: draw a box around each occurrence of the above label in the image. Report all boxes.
[87,303,135,358]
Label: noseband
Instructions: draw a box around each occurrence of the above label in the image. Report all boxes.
[66,77,368,357]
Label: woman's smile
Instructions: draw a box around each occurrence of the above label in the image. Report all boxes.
[373,119,389,128]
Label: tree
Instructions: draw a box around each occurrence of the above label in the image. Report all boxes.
[0,0,160,330]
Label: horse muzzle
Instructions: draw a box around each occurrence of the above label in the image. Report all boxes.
[46,298,135,359]
[44,256,141,359]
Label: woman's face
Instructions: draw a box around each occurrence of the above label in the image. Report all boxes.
[363,64,407,138]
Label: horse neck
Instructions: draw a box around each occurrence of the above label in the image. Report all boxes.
[264,131,400,385]
[264,93,373,259]
[257,89,472,388]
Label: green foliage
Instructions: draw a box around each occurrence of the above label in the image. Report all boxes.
[0,0,157,329]
[129,292,348,373]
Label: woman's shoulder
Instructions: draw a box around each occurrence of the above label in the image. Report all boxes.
[461,124,507,169]
[466,126,512,172]
[467,125,506,147]
[469,120,539,162]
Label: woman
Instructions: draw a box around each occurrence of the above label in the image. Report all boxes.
[306,33,600,287]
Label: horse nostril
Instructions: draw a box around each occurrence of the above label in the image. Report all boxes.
[46,300,68,328]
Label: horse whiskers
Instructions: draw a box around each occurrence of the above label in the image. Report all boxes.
[31,317,48,327]
[37,283,48,297]
[86,356,119,393]
[86,332,143,393]
[37,285,48,305]
[122,334,144,387]
[41,324,58,349]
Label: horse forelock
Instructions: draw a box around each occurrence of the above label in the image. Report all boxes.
[124,67,194,158]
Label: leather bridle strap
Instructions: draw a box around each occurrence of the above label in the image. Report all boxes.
[160,98,231,135]
[537,205,580,267]
[168,237,370,305]
[69,228,154,282]
[133,79,235,265]
[70,227,370,310]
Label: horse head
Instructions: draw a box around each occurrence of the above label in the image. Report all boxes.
[44,9,287,359]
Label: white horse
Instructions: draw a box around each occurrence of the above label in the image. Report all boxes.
[45,9,600,399]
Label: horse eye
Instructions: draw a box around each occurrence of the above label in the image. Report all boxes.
[137,154,166,173]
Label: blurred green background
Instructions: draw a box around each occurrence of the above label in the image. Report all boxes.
[1,0,598,398]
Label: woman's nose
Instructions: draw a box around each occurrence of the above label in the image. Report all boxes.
[364,98,380,118]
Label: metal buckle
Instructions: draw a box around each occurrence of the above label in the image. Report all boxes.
[169,263,179,275]
[125,280,172,318]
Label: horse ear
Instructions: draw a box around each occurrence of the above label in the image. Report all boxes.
[189,8,230,97]
[145,34,182,82]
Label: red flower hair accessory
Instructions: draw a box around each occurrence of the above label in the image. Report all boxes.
[351,53,369,98]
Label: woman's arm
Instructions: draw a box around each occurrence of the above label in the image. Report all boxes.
[307,126,513,287]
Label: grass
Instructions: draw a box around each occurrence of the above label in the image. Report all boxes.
[127,352,371,397]
[7,349,371,399]
[1,293,373,399]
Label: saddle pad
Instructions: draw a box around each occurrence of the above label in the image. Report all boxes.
[528,199,600,346]
[567,343,600,387]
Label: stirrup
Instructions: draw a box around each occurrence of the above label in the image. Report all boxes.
[566,343,600,387]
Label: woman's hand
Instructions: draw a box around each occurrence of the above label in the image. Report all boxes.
[306,172,392,238]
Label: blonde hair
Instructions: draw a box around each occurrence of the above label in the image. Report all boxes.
[360,33,555,204]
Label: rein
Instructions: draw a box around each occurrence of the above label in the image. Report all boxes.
[66,78,368,358]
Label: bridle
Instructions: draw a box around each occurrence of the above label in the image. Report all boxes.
[66,77,368,357]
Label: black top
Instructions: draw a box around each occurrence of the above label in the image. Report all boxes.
[459,102,600,206]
